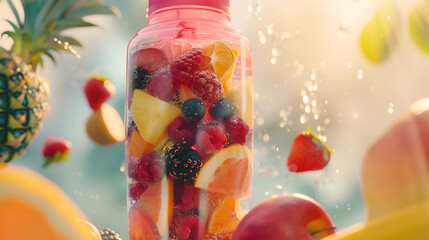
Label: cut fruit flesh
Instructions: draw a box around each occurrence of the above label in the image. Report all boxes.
[136,177,172,237]
[130,90,180,145]
[0,165,96,240]
[195,145,252,198]
[202,41,238,82]
[129,204,160,240]
[86,103,125,145]
[208,198,243,234]
[225,76,254,129]
[128,130,154,157]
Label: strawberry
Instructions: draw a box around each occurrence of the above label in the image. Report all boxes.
[83,77,116,110]
[130,48,168,73]
[42,136,72,167]
[286,126,334,172]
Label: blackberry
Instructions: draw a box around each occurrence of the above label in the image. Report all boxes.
[166,144,201,181]
[99,228,122,240]
[130,65,150,90]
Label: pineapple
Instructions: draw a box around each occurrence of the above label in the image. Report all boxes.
[0,0,116,164]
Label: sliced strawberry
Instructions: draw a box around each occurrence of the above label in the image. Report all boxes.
[130,48,168,73]
[83,77,116,111]
[42,136,72,167]
[286,126,334,172]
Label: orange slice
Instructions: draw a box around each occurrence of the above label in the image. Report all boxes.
[0,165,97,240]
[195,145,252,198]
[136,177,173,237]
[208,198,244,234]
[202,41,238,83]
[129,131,154,157]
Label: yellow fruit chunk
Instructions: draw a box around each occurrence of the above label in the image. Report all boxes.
[208,198,244,234]
[225,76,254,129]
[136,177,173,236]
[195,145,252,198]
[410,1,429,54]
[360,0,398,63]
[0,165,97,240]
[202,41,238,82]
[86,103,125,145]
[130,90,180,145]
[128,130,154,157]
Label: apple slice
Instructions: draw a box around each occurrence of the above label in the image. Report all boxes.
[86,103,125,145]
[130,89,180,145]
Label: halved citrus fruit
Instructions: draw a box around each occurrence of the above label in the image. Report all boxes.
[0,165,97,240]
[136,177,173,237]
[86,103,125,145]
[208,198,244,234]
[202,41,238,83]
[195,145,252,198]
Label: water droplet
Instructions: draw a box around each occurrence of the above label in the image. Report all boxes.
[270,185,285,197]
[335,204,339,208]
[347,61,353,69]
[305,105,311,113]
[256,117,265,126]
[335,168,340,174]
[357,69,364,79]
[263,134,270,142]
[388,103,394,114]
[265,23,275,35]
[314,114,319,120]
[303,95,309,104]
[281,31,292,40]
[338,20,350,38]
[270,57,277,64]
[300,114,309,124]
[324,118,330,125]
[352,112,360,119]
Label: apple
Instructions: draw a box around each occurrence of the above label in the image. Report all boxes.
[42,136,71,167]
[232,193,335,240]
[83,77,116,110]
[362,98,429,220]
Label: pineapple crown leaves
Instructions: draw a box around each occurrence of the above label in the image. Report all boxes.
[2,0,118,69]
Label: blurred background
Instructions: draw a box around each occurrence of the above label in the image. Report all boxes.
[1,0,429,238]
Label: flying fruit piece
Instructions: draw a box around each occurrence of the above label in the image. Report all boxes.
[410,1,429,54]
[42,136,72,167]
[0,165,98,240]
[84,77,116,111]
[86,103,125,145]
[232,193,335,240]
[287,126,334,172]
[360,0,399,63]
[362,98,429,220]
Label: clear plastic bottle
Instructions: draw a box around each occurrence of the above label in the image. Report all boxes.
[126,1,253,239]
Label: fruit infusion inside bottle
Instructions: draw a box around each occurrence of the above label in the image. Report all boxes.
[126,38,253,239]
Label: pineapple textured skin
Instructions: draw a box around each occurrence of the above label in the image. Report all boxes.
[0,48,50,164]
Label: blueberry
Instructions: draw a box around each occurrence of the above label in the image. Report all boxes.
[209,98,236,121]
[181,98,206,122]
[131,65,150,90]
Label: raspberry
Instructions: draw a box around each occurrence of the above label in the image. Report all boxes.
[128,160,139,180]
[129,182,148,201]
[175,215,205,240]
[168,117,197,146]
[173,181,200,210]
[225,117,249,145]
[147,67,178,101]
[166,144,201,181]
[196,121,227,153]
[136,151,165,183]
[188,71,223,103]
[170,48,203,81]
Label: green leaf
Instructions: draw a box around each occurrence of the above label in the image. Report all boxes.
[44,51,57,65]
[1,31,22,54]
[34,0,55,38]
[6,0,22,28]
[21,1,44,38]
[66,5,115,19]
[44,0,68,21]
[410,1,429,54]
[6,20,19,33]
[54,19,96,32]
[360,0,399,63]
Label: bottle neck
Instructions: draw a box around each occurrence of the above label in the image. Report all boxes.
[148,6,231,25]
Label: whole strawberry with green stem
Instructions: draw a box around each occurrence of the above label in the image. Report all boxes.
[287,126,334,172]
[42,136,71,167]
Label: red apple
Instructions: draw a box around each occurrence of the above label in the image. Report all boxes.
[129,203,160,240]
[232,193,335,240]
[42,136,72,167]
[83,77,116,110]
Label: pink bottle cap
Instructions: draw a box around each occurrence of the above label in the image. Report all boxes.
[148,0,230,16]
